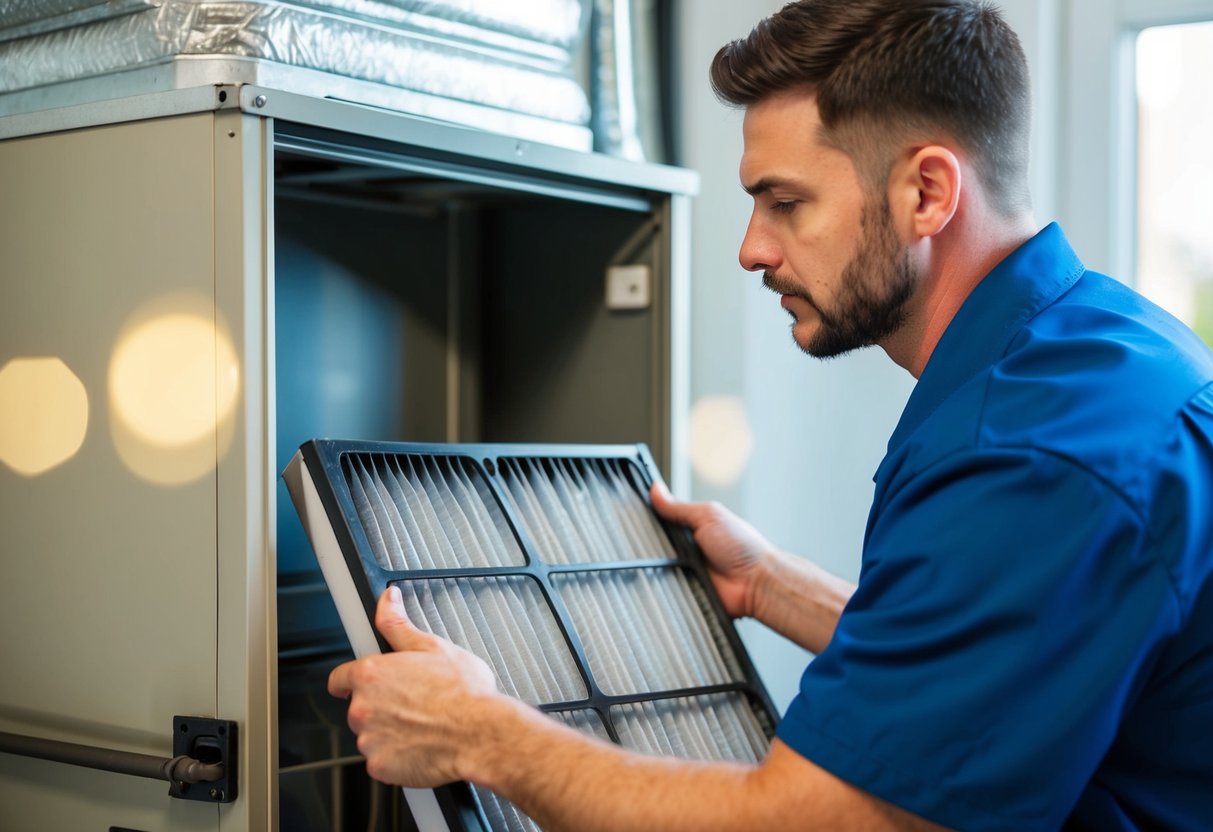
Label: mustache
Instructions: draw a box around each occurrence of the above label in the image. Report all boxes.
[762,271,821,314]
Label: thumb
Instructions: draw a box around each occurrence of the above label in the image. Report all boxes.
[650,481,697,527]
[375,585,435,652]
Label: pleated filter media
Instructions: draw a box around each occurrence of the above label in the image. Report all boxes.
[284,440,777,832]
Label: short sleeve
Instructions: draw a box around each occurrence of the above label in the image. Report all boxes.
[777,447,1180,832]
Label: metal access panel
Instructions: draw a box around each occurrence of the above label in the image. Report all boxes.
[283,439,777,831]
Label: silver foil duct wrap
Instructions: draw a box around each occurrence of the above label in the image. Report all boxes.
[0,0,591,128]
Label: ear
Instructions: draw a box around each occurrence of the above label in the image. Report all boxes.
[888,145,960,239]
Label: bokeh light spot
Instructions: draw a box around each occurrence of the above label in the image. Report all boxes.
[689,395,754,487]
[0,357,90,476]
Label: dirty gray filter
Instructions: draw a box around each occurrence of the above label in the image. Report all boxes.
[333,450,771,832]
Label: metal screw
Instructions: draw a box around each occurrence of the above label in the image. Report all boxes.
[254,95,267,108]
[210,788,222,800]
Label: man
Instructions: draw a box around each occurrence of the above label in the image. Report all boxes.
[329,1,1213,829]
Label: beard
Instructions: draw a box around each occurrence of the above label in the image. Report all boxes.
[763,198,916,358]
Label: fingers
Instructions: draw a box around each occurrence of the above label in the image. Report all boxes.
[375,585,437,653]
[650,481,700,526]
[328,660,355,699]
[328,587,440,699]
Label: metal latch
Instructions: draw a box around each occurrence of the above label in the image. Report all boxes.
[170,716,238,803]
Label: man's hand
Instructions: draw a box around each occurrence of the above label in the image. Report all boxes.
[328,586,503,788]
[650,482,775,619]
[651,482,854,653]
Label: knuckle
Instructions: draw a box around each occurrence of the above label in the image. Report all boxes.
[347,702,371,729]
[365,756,388,784]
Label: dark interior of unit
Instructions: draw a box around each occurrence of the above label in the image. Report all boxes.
[272,142,667,830]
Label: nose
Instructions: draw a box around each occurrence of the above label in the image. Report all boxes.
[739,210,779,273]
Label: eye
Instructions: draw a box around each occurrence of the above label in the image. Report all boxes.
[771,200,798,215]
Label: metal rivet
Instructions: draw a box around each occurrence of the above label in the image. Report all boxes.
[210,788,221,800]
[254,95,267,108]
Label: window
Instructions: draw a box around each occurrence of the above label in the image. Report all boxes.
[1062,0,1213,347]
[1135,21,1213,343]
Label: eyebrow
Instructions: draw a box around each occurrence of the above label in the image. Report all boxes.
[742,176,796,197]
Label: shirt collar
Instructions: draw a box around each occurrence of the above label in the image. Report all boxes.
[884,222,1086,459]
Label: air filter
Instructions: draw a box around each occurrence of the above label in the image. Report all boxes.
[283,440,777,832]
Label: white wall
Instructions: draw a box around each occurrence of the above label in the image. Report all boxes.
[673,0,1061,711]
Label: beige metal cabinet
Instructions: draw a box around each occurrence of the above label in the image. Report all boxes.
[0,87,693,830]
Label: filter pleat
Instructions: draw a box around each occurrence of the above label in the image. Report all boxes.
[548,459,601,561]
[355,456,405,570]
[427,457,501,567]
[529,458,588,564]
[378,456,429,569]
[625,701,676,757]
[386,457,442,569]
[704,694,764,763]
[594,458,649,558]
[501,578,580,703]
[347,456,394,569]
[628,569,715,684]
[611,695,769,763]
[557,571,660,694]
[500,459,566,562]
[447,458,522,565]
[411,456,470,563]
[477,793,536,832]
[474,577,552,704]
[363,457,411,569]
[561,572,661,694]
[555,569,739,694]
[571,458,632,560]
[562,458,627,559]
[653,569,739,682]
[497,456,678,565]
[607,458,677,559]
[675,696,715,759]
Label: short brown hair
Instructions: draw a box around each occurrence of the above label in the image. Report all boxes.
[711,0,1031,215]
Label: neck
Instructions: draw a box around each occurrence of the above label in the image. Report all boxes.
[882,209,1037,378]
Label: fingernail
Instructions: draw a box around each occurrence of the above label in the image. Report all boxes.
[388,585,402,604]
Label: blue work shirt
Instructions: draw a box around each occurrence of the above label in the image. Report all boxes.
[777,224,1213,831]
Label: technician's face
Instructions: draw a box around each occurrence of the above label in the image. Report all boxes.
[738,91,916,358]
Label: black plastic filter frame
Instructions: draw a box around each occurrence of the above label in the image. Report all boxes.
[288,438,779,831]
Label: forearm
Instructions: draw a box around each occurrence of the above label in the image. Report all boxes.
[750,550,855,655]
[463,697,939,832]
[467,698,768,832]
